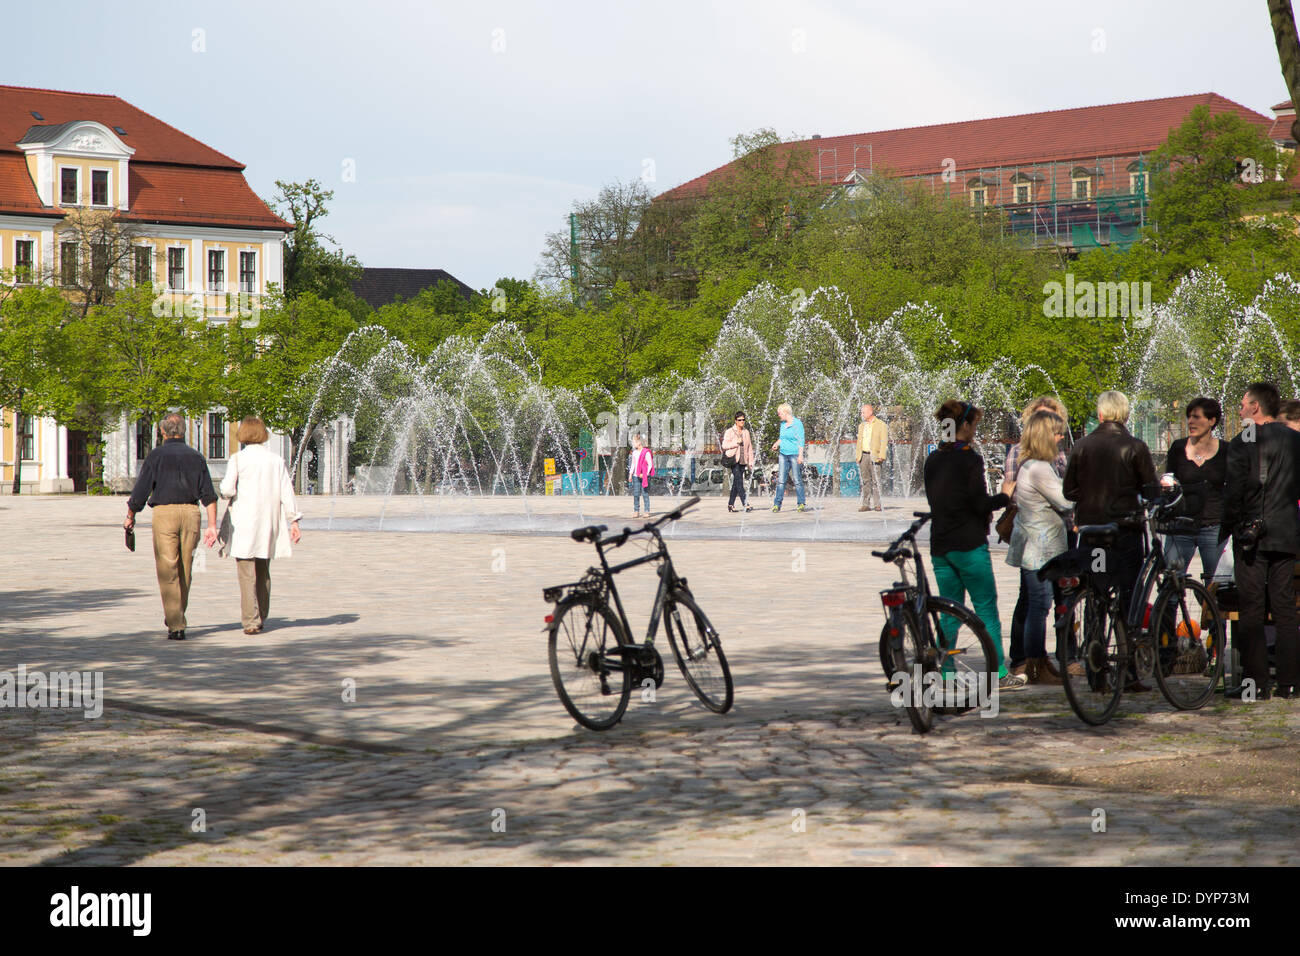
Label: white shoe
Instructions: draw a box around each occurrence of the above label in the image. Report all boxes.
[998,673,1029,690]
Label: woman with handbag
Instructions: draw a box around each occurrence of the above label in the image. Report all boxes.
[1006,410,1075,684]
[217,417,302,635]
[721,412,754,512]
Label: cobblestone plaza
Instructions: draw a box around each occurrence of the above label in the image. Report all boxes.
[2,494,1297,865]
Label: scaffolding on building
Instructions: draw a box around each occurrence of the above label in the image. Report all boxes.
[819,149,1152,254]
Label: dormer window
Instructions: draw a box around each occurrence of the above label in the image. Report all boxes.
[60,167,79,205]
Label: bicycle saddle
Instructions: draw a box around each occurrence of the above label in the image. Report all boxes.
[1077,522,1119,547]
[570,524,607,542]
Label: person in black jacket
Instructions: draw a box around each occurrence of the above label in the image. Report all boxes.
[1221,382,1300,700]
[923,399,1024,689]
[1063,390,1157,691]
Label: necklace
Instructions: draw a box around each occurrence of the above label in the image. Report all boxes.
[1187,437,1216,466]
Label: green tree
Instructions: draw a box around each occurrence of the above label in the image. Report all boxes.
[0,285,67,493]
[270,179,364,302]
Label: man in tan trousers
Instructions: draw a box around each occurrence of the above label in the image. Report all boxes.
[124,412,219,640]
[856,403,888,511]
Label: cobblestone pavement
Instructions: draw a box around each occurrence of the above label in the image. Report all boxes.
[1,495,1297,865]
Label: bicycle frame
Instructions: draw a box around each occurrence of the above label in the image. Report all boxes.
[589,527,682,649]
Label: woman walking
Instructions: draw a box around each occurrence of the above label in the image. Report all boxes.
[1163,397,1227,579]
[629,433,653,518]
[721,412,755,512]
[1006,410,1075,684]
[923,400,1025,689]
[218,417,302,635]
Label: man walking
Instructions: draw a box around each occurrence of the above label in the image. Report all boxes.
[856,403,887,511]
[124,412,219,640]
[1221,382,1300,700]
[770,403,806,512]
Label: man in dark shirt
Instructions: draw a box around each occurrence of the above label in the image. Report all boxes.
[123,412,219,640]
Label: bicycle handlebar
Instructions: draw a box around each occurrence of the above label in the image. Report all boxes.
[873,513,930,563]
[570,496,703,550]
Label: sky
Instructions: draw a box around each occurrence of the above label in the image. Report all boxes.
[4,0,1293,290]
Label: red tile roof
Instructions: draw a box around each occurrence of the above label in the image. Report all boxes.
[0,84,289,230]
[658,93,1281,201]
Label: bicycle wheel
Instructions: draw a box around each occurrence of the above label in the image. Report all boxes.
[665,589,733,713]
[548,595,631,730]
[890,606,934,732]
[1152,576,1225,710]
[923,597,999,717]
[1057,586,1127,726]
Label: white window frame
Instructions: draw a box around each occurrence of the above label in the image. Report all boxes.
[238,249,258,294]
[58,165,81,206]
[969,186,987,207]
[133,242,155,286]
[207,248,226,293]
[59,240,79,286]
[167,245,187,292]
[14,238,35,284]
[89,167,112,207]
[1014,183,1031,204]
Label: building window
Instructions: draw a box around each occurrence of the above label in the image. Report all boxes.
[91,169,110,206]
[168,248,185,290]
[239,251,257,293]
[1072,178,1091,200]
[60,242,79,286]
[1014,183,1031,204]
[17,414,35,461]
[207,413,225,459]
[135,246,153,285]
[91,242,109,288]
[969,187,986,207]
[14,240,34,283]
[136,417,152,460]
[207,250,225,292]
[60,167,79,205]
[1129,171,1149,195]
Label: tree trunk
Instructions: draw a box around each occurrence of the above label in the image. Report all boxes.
[10,390,23,495]
[1270,0,1300,143]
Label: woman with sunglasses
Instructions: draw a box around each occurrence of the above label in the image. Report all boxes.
[923,399,1025,689]
[721,411,755,512]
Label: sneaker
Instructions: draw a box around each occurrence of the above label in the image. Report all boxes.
[998,673,1028,690]
[167,630,185,641]
[1009,661,1027,677]
[744,505,754,512]
[771,505,781,512]
[796,504,806,512]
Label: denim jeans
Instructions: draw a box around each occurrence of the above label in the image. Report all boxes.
[1163,524,1222,580]
[728,463,748,507]
[1020,567,1055,659]
[774,453,805,507]
[631,483,649,512]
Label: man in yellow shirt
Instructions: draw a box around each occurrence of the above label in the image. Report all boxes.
[856,404,888,511]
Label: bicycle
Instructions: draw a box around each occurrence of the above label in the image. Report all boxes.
[873,511,1000,733]
[542,495,733,730]
[1044,478,1225,726]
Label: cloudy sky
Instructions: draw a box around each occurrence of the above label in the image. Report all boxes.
[6,0,1292,289]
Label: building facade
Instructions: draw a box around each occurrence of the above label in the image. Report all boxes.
[658,93,1296,254]
[0,84,291,492]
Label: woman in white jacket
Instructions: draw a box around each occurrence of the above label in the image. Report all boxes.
[218,417,302,634]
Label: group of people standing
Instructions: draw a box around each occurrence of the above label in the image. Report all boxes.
[634,402,890,516]
[925,382,1300,699]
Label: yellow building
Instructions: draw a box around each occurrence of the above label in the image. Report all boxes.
[0,84,291,492]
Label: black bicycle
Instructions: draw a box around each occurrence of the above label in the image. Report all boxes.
[873,512,1000,733]
[542,496,733,730]
[1044,478,1225,726]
